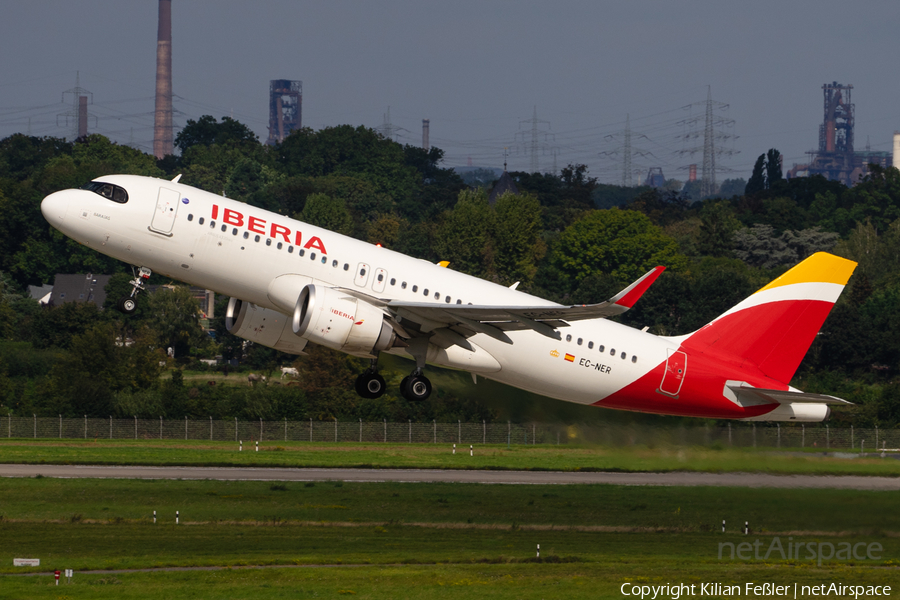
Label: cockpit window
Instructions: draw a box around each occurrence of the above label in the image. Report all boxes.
[81,181,128,204]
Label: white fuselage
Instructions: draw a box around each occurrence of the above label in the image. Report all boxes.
[42,175,675,409]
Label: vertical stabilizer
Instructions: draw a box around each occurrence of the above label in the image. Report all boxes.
[681,252,856,384]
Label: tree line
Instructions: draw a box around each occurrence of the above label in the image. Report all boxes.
[1,123,899,427]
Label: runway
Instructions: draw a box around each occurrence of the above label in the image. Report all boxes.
[0,464,897,489]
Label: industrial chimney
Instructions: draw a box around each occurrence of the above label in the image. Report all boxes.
[422,119,430,151]
[153,0,174,159]
[893,132,900,170]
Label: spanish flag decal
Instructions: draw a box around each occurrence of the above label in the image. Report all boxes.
[564,353,575,362]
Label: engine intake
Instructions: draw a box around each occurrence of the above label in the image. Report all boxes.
[293,284,398,357]
[225,298,308,355]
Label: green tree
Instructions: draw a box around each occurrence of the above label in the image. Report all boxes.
[278,125,419,203]
[766,148,783,187]
[175,115,258,154]
[298,193,354,235]
[733,224,838,269]
[718,178,747,198]
[696,201,741,257]
[745,148,784,195]
[144,286,208,360]
[745,154,767,195]
[491,192,545,288]
[433,189,494,279]
[549,209,688,292]
[48,322,163,416]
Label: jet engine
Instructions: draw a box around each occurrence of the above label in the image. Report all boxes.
[292,284,399,357]
[225,298,308,355]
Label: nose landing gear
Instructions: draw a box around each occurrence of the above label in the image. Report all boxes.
[116,266,152,315]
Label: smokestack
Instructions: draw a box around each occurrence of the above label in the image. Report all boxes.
[893,132,900,170]
[153,0,174,159]
[688,164,697,182]
[422,119,430,151]
[77,96,88,138]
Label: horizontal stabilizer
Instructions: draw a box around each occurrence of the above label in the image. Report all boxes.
[726,383,852,407]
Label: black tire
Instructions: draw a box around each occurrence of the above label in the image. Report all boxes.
[117,296,137,315]
[355,371,386,399]
[365,373,386,398]
[401,374,432,402]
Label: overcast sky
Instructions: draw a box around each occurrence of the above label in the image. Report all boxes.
[2,1,899,184]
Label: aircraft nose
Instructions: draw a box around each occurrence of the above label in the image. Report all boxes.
[41,190,70,224]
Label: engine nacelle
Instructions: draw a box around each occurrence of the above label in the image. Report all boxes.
[292,284,397,357]
[225,298,308,355]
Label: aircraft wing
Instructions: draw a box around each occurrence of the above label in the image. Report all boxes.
[371,266,665,343]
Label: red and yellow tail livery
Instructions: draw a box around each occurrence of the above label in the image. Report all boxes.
[597,253,857,421]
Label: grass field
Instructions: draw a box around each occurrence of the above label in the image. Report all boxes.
[0,478,898,534]
[2,438,899,476]
[0,478,898,598]
[1,443,897,598]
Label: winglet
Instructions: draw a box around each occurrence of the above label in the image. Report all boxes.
[608,266,665,309]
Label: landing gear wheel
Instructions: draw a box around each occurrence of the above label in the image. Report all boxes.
[117,266,152,315]
[400,373,432,402]
[117,296,137,315]
[355,371,386,399]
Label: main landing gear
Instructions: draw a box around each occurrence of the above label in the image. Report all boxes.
[354,360,433,402]
[400,369,432,402]
[116,266,152,315]
[355,361,387,399]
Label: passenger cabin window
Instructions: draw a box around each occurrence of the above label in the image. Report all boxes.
[412,285,418,292]
[588,341,594,349]
[82,181,128,204]
[598,345,605,352]
[577,338,583,346]
[566,334,572,342]
[402,282,407,289]
[187,214,193,222]
[265,238,272,246]
[221,224,227,232]
[199,217,205,225]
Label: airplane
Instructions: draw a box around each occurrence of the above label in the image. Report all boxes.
[41,174,857,421]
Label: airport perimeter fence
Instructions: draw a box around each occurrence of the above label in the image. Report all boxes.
[1,416,899,451]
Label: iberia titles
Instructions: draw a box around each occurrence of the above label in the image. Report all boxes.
[211,204,327,254]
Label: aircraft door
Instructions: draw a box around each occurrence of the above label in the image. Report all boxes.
[372,268,387,293]
[659,349,687,397]
[150,187,180,235]
[354,263,370,287]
